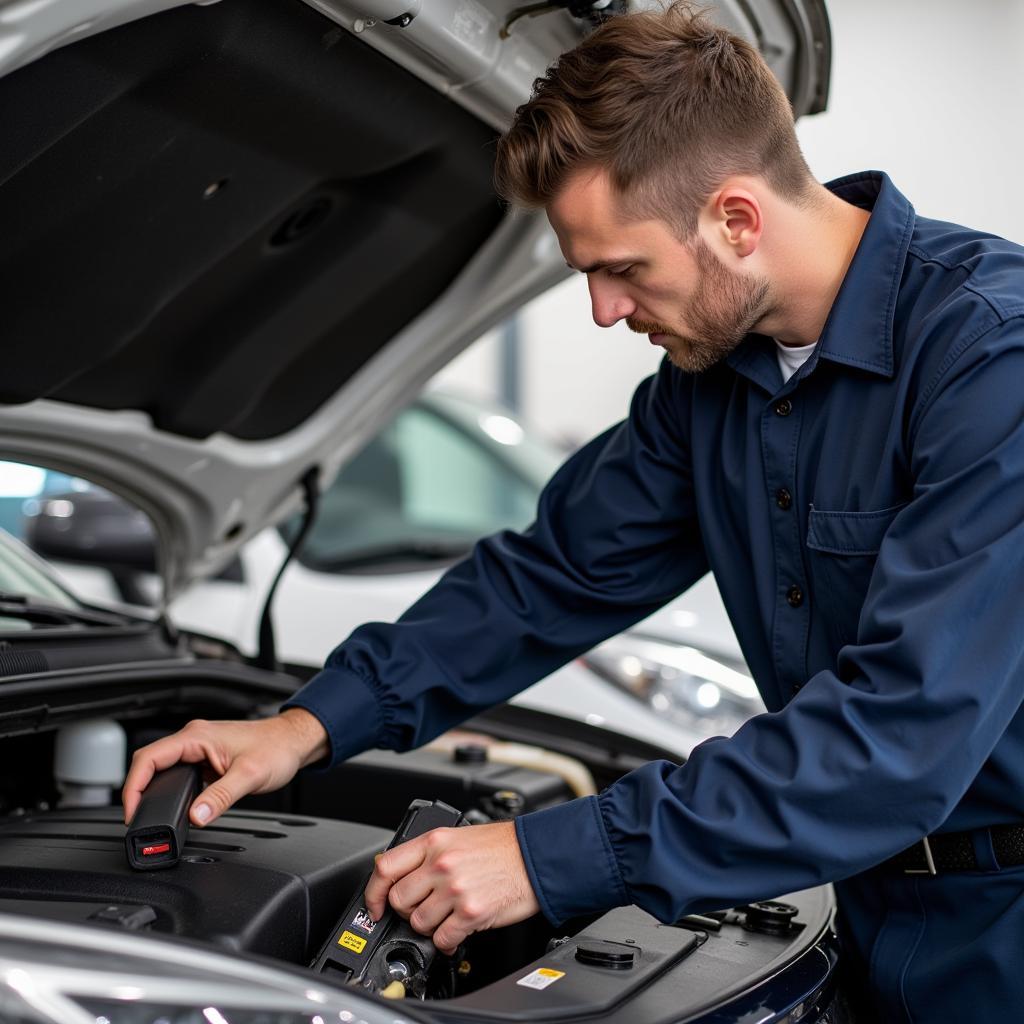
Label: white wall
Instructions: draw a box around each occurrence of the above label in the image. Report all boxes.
[796,0,1024,239]
[437,0,1024,445]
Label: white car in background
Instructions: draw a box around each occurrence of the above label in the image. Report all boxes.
[16,387,763,758]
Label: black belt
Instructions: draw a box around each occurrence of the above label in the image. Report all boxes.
[884,825,1024,875]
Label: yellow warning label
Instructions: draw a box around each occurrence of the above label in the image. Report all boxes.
[338,930,367,954]
[517,968,565,990]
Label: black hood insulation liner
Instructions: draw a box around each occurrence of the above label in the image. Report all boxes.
[0,0,503,440]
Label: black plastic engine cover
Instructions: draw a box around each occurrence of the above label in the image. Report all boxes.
[0,806,392,962]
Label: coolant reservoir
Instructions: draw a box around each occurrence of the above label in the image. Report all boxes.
[54,719,127,807]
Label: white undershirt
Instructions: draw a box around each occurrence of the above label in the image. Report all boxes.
[775,339,818,383]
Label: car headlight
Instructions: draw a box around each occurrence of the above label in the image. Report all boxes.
[581,636,764,738]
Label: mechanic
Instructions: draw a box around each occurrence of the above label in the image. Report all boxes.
[123,4,1024,1019]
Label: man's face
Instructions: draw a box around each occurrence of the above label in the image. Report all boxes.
[546,169,774,373]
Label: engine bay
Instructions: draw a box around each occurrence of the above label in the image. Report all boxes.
[0,718,583,995]
[0,700,839,1020]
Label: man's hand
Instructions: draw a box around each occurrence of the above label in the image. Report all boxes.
[364,820,540,953]
[121,708,329,827]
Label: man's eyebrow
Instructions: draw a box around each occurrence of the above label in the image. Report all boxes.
[566,257,639,274]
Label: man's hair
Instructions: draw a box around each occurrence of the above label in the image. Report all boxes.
[494,2,817,238]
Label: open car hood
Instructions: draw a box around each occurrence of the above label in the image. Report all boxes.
[0,0,830,600]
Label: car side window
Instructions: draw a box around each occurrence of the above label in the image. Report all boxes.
[0,460,162,607]
[397,406,537,531]
[297,404,540,572]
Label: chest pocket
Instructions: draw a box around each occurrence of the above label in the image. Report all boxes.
[806,503,907,649]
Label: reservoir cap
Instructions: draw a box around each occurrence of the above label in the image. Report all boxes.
[575,939,637,970]
[742,900,799,936]
[453,744,488,764]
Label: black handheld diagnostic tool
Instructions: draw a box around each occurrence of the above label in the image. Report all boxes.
[125,763,201,871]
[310,798,466,996]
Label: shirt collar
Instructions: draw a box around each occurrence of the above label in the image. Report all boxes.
[814,170,916,378]
[726,170,916,384]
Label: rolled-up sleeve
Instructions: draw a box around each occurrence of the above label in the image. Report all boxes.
[284,357,708,765]
[519,318,1024,924]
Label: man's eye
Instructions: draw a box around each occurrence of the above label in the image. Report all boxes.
[608,265,636,278]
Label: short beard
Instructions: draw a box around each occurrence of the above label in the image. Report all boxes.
[628,238,773,373]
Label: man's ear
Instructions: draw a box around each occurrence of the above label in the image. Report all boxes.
[708,187,763,258]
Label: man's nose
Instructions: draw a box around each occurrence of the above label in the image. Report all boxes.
[588,276,635,328]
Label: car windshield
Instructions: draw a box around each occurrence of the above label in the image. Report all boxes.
[0,531,80,627]
[293,394,564,572]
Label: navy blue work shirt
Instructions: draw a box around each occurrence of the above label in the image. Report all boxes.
[285,171,1024,925]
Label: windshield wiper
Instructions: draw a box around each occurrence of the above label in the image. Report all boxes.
[309,537,475,572]
[0,593,134,628]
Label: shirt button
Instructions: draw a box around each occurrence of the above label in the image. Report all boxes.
[786,585,804,608]
[774,398,793,417]
[775,488,793,510]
